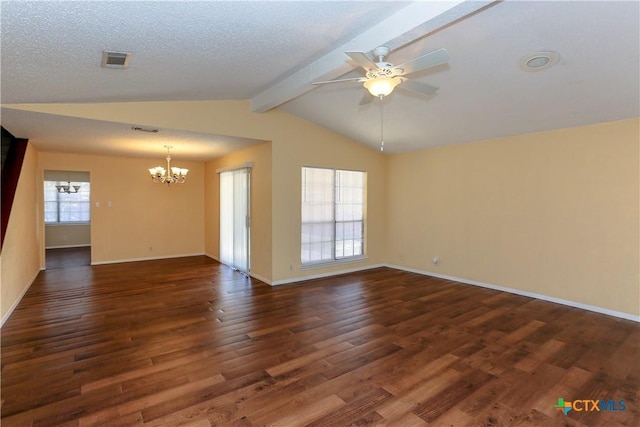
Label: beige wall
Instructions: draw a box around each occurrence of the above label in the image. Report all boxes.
[5,101,638,317]
[1,143,42,322]
[387,118,640,316]
[205,142,272,282]
[38,152,205,264]
[45,224,91,248]
[15,101,388,283]
[269,117,387,283]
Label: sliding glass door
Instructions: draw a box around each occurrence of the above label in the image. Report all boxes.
[219,168,250,274]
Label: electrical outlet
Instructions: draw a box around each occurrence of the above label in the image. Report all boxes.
[432,257,439,265]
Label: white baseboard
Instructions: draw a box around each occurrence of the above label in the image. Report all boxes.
[386,264,640,323]
[204,253,272,285]
[271,263,386,286]
[46,244,91,249]
[91,252,205,266]
[249,272,272,285]
[205,253,220,262]
[1,268,42,327]
[204,253,382,287]
[83,252,640,323]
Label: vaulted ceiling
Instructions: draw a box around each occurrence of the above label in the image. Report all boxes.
[1,1,638,160]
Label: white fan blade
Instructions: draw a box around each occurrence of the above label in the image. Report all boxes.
[399,79,439,96]
[345,51,378,71]
[395,48,450,76]
[312,77,365,85]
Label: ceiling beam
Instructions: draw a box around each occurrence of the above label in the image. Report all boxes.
[250,0,496,113]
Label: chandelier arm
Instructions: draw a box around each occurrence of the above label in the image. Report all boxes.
[166,153,172,184]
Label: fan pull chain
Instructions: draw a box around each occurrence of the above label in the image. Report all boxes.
[380,100,384,152]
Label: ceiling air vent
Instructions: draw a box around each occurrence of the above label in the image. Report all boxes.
[102,51,131,69]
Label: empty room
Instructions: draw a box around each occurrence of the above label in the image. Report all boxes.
[1,1,638,426]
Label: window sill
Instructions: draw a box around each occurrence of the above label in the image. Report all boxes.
[301,255,368,270]
[45,222,91,226]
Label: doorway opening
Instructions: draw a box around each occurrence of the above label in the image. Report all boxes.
[219,166,251,275]
[43,170,91,269]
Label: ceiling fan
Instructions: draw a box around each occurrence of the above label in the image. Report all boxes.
[313,46,450,104]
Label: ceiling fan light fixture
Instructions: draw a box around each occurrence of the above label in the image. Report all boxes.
[364,77,401,97]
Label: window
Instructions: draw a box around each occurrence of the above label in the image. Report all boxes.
[301,167,365,265]
[44,181,91,223]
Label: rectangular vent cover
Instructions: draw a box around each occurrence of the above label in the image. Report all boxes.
[102,51,131,69]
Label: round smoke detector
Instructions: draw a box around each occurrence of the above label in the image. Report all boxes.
[518,51,560,72]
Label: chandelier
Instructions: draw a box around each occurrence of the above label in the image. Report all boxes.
[55,181,80,194]
[148,145,188,185]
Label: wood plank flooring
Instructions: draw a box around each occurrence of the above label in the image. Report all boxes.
[46,247,91,270]
[2,256,638,426]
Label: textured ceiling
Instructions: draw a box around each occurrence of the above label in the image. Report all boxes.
[1,0,409,103]
[1,0,638,158]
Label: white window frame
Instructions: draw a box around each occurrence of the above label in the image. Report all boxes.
[44,181,91,224]
[301,167,365,267]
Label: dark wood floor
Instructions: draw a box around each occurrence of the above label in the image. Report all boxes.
[1,256,638,426]
[46,247,91,270]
